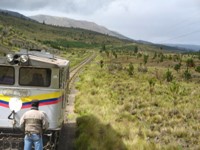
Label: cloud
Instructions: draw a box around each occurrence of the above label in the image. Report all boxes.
[0,0,117,14]
[92,0,200,44]
[0,0,48,10]
[54,0,117,14]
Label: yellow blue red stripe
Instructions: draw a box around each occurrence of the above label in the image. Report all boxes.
[0,91,64,109]
[0,100,8,107]
[21,96,63,108]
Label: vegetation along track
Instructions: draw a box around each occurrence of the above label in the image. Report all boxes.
[57,52,96,150]
[69,52,97,87]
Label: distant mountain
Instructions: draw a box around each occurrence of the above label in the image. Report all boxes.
[30,15,130,40]
[0,9,33,21]
[166,44,200,51]
[0,9,131,40]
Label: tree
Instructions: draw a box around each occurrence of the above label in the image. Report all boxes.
[174,63,181,72]
[112,51,117,58]
[143,54,149,65]
[148,78,156,95]
[102,44,106,51]
[183,69,191,80]
[195,66,200,73]
[134,46,138,54]
[100,60,104,68]
[128,63,134,76]
[152,52,157,59]
[160,53,164,62]
[165,69,173,82]
[137,53,142,58]
[105,50,109,57]
[186,58,195,68]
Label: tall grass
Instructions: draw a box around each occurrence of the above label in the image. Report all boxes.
[74,54,200,150]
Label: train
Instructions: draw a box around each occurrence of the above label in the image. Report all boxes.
[0,49,70,149]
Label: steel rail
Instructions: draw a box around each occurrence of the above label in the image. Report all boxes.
[68,52,96,88]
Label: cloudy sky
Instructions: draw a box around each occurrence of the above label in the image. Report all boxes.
[0,0,200,45]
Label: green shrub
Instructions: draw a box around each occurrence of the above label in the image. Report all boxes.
[183,69,192,80]
[152,52,157,59]
[143,54,149,64]
[186,58,195,67]
[195,66,200,73]
[128,62,134,75]
[174,63,181,72]
[100,60,104,68]
[148,78,156,94]
[165,69,173,82]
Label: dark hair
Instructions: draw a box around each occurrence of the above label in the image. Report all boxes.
[31,100,39,108]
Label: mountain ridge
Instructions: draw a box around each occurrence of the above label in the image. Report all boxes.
[29,14,131,40]
[165,44,200,51]
[0,9,34,21]
[0,9,132,41]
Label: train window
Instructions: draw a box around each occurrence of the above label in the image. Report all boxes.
[19,67,51,87]
[0,66,14,85]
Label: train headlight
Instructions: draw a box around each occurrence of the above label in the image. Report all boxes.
[9,97,22,112]
[6,54,14,63]
[20,55,28,63]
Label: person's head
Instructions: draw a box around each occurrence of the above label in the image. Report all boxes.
[31,99,40,109]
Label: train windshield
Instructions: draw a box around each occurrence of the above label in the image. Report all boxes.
[0,66,14,85]
[19,67,51,87]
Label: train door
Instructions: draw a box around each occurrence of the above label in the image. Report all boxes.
[59,68,68,109]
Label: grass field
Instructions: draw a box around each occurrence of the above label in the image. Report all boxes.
[74,51,200,150]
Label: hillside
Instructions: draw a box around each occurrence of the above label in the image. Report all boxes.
[0,9,33,21]
[0,11,132,53]
[30,14,130,40]
[0,10,187,60]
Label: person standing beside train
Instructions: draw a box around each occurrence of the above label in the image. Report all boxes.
[20,100,49,150]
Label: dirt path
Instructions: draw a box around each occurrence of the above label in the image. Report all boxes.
[58,80,78,150]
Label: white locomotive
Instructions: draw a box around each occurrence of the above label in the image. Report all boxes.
[0,49,70,149]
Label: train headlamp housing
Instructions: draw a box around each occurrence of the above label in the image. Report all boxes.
[6,54,29,65]
[20,55,29,63]
[6,54,14,63]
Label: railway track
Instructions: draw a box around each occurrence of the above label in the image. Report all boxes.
[69,52,96,87]
[58,52,96,150]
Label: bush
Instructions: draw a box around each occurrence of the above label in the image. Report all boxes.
[152,52,157,59]
[138,63,148,73]
[183,69,192,80]
[100,60,104,68]
[165,69,173,82]
[128,63,134,75]
[186,58,195,67]
[134,46,138,53]
[195,66,200,73]
[148,78,156,94]
[143,54,149,64]
[174,63,181,72]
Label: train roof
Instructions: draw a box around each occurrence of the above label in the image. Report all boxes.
[0,49,69,68]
